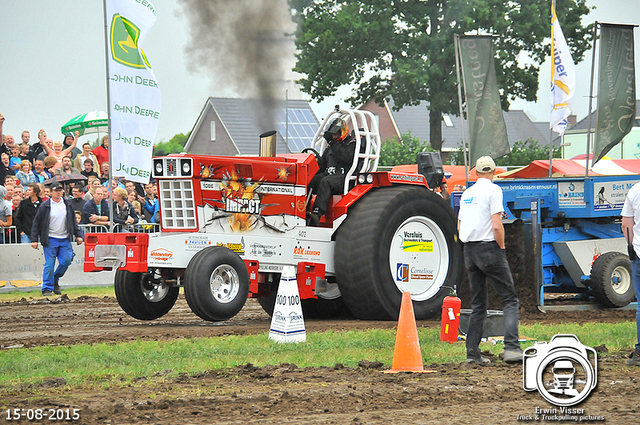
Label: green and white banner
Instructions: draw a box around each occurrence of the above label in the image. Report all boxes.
[458,36,509,166]
[106,0,161,184]
[593,24,636,165]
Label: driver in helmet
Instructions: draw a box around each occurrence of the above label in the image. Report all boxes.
[307,118,356,226]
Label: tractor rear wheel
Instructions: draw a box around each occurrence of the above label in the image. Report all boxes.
[114,269,179,320]
[590,252,635,308]
[335,186,463,320]
[184,246,249,321]
[258,276,350,319]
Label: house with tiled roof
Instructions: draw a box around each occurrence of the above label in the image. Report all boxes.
[184,98,320,156]
[560,100,640,159]
[358,98,554,156]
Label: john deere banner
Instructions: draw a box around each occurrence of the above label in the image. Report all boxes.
[550,4,576,136]
[106,0,161,184]
[593,24,636,165]
[458,36,509,166]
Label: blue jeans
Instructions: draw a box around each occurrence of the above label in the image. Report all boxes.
[631,258,640,351]
[464,241,520,355]
[21,233,31,243]
[42,237,74,292]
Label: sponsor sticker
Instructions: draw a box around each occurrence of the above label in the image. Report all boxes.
[396,263,409,282]
[150,248,173,262]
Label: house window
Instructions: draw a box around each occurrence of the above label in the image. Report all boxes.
[443,115,453,127]
[210,121,216,142]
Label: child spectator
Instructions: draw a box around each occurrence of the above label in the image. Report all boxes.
[19,143,33,165]
[9,145,21,172]
[18,142,33,165]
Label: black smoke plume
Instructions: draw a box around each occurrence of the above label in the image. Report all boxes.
[179,0,293,131]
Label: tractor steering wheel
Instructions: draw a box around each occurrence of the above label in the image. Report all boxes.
[302,147,322,169]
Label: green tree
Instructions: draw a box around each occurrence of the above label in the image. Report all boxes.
[448,138,560,167]
[153,132,190,156]
[380,133,434,166]
[289,0,593,151]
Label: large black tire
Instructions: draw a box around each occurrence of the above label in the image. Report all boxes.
[114,269,179,320]
[184,246,249,321]
[590,252,635,308]
[335,186,463,320]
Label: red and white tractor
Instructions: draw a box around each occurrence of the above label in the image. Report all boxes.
[84,108,462,321]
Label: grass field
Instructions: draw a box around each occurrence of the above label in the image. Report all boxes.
[0,286,116,302]
[0,320,634,391]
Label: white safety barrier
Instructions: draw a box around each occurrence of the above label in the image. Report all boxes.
[0,243,117,293]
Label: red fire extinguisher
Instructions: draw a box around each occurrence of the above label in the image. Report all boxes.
[440,296,461,343]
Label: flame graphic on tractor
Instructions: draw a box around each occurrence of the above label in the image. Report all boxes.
[220,170,261,232]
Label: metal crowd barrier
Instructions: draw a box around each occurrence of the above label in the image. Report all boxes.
[0,226,19,244]
[0,224,161,245]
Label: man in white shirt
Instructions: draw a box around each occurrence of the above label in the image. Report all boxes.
[31,181,83,296]
[621,183,640,366]
[458,156,522,365]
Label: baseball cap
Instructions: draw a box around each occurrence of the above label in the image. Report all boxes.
[475,156,496,173]
[50,182,64,191]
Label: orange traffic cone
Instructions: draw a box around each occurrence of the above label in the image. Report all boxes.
[384,292,435,374]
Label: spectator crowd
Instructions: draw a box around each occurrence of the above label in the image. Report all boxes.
[0,113,160,243]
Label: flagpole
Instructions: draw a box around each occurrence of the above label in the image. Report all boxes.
[584,22,599,178]
[549,0,556,178]
[454,34,470,183]
[102,0,114,232]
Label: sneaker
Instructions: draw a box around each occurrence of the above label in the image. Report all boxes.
[466,356,491,365]
[42,290,53,297]
[504,349,524,364]
[53,277,61,295]
[626,349,640,366]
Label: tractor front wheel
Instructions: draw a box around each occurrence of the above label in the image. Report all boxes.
[184,246,249,321]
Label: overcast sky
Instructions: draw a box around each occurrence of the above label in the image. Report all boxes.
[0,0,638,145]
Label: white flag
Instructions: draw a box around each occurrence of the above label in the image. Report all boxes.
[106,0,161,184]
[550,4,575,136]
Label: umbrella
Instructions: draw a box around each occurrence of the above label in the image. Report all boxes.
[44,174,88,186]
[61,111,108,137]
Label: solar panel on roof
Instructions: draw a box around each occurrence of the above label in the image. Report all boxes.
[278,107,319,152]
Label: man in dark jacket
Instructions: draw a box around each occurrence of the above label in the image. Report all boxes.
[306,118,356,226]
[31,181,83,296]
[82,186,110,227]
[15,183,42,243]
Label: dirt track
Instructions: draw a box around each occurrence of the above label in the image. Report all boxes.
[1,296,639,424]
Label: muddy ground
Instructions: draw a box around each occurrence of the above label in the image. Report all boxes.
[0,295,639,424]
